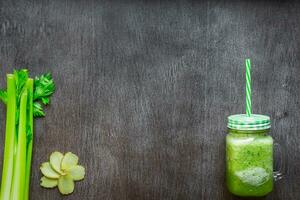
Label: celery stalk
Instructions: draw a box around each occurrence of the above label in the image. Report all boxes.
[0,75,16,200]
[0,70,55,199]
[11,89,28,200]
[24,79,33,200]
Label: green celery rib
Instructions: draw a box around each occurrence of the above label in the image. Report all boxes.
[11,89,28,200]
[24,79,33,200]
[0,75,16,200]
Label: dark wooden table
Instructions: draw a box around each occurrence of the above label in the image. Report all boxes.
[0,0,299,199]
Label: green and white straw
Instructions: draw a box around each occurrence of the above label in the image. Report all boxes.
[245,59,252,117]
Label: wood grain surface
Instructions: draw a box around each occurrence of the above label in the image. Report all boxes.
[0,0,299,199]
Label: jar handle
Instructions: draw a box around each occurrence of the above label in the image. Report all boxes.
[273,142,285,181]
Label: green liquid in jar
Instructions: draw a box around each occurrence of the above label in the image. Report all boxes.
[226,129,273,197]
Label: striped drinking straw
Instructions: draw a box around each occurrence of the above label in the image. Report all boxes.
[245,59,252,117]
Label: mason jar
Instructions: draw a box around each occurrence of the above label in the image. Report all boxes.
[226,114,281,197]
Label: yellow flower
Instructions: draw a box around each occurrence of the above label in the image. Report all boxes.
[40,152,85,195]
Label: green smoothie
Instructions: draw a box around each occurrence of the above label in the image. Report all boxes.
[226,129,273,196]
[226,60,275,196]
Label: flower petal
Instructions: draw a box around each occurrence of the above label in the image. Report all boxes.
[50,151,64,174]
[58,175,74,195]
[61,152,78,170]
[40,162,60,179]
[68,165,85,181]
[40,176,58,188]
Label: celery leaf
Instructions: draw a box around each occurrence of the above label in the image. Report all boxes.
[34,73,55,101]
[0,89,7,104]
[33,73,55,118]
[33,102,45,117]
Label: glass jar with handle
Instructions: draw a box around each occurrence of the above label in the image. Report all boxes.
[226,114,283,197]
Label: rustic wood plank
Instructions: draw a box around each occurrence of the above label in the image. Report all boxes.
[0,0,299,199]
